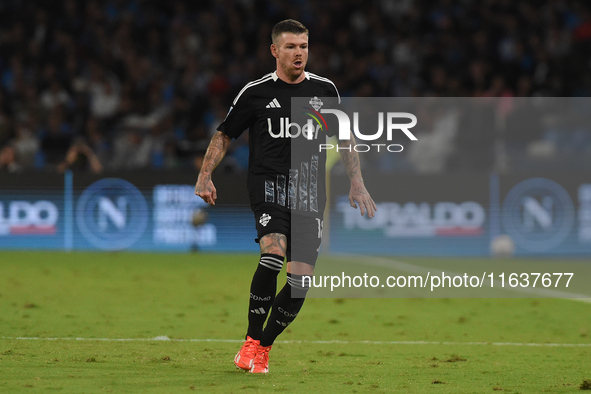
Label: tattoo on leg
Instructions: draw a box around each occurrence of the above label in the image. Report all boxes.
[260,233,287,256]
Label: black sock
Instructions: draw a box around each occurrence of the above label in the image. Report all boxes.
[260,273,309,347]
[246,254,284,340]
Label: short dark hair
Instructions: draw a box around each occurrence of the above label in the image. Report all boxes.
[271,19,309,44]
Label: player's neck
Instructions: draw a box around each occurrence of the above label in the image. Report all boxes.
[275,68,306,84]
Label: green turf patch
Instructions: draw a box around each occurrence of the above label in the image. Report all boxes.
[0,251,589,392]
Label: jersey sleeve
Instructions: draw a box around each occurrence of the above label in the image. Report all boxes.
[217,91,255,139]
[328,82,341,105]
[324,82,342,138]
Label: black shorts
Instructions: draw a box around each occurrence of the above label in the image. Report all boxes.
[254,207,323,266]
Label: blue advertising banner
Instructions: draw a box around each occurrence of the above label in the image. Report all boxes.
[497,175,591,256]
[0,190,63,250]
[1,171,591,256]
[329,172,591,256]
[328,173,491,256]
[0,172,257,252]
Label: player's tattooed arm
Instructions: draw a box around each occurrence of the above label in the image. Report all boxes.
[260,233,287,256]
[338,135,377,218]
[202,131,231,176]
[195,131,232,205]
[338,138,362,180]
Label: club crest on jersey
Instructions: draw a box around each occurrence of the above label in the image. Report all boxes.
[259,213,271,227]
[309,96,323,111]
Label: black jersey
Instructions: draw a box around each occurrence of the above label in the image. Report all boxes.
[218,71,340,217]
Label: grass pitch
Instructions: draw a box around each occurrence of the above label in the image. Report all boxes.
[0,251,590,392]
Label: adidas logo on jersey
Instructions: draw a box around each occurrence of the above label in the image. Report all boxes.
[266,98,281,108]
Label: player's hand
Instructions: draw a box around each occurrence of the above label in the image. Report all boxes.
[349,179,377,218]
[195,176,217,206]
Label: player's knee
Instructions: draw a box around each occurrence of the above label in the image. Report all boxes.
[259,233,287,256]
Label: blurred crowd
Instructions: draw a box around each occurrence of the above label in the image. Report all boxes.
[1,0,591,174]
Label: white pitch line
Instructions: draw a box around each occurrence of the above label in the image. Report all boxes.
[1,337,590,347]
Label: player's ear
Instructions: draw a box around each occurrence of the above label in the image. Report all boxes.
[270,44,278,59]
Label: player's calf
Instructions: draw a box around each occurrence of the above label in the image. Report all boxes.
[247,253,284,339]
[260,273,310,347]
